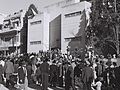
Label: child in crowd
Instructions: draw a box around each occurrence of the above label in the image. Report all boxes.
[92,77,102,90]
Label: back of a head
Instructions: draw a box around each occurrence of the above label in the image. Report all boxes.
[44,58,48,62]
[52,60,56,64]
[113,62,117,67]
[100,61,103,64]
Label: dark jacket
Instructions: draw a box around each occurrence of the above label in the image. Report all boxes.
[40,62,49,74]
[18,66,26,84]
[82,66,94,83]
[50,64,58,76]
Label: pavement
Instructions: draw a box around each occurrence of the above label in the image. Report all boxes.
[0,84,8,90]
[28,84,64,90]
[5,84,64,90]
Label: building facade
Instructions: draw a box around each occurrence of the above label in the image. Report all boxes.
[27,0,91,55]
[0,10,25,56]
[61,1,91,55]
[28,12,50,53]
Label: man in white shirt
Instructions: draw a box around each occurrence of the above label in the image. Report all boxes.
[92,77,102,90]
[0,59,5,67]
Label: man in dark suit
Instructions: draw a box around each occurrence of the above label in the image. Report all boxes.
[0,64,4,84]
[26,62,33,85]
[50,60,58,87]
[82,62,94,90]
[40,58,49,90]
[65,62,75,90]
[18,65,25,84]
[18,61,27,90]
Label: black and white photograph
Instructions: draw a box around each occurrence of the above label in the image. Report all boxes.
[0,0,120,90]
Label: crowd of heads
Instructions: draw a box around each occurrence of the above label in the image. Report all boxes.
[0,49,118,69]
[0,49,119,90]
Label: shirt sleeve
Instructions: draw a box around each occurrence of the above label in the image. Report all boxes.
[95,82,102,87]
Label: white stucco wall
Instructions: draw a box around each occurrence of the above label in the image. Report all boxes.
[28,13,44,53]
[43,12,50,51]
[44,2,62,50]
[27,1,91,54]
[61,1,91,54]
[0,14,6,24]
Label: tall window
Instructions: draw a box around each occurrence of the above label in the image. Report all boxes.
[66,0,72,2]
[65,11,81,18]
[13,21,19,28]
[30,41,41,45]
[3,20,10,29]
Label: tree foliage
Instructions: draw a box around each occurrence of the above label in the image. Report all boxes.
[86,0,120,56]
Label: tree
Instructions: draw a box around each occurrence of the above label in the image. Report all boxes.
[86,0,120,57]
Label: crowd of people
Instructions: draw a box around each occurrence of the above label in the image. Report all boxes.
[0,49,119,90]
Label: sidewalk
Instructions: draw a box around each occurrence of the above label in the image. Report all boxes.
[0,84,9,90]
[28,84,64,90]
[7,84,64,90]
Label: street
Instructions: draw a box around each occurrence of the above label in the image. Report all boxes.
[7,84,64,90]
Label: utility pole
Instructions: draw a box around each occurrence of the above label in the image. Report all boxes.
[16,30,18,56]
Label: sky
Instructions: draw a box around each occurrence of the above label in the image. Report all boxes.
[0,0,63,15]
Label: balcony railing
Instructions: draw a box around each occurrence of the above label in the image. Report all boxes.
[0,41,20,47]
[1,26,21,32]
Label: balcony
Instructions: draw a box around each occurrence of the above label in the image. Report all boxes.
[0,47,8,51]
[0,41,20,48]
[0,27,21,36]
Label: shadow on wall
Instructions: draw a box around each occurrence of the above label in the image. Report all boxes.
[68,10,87,58]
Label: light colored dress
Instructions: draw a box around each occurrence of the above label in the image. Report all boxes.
[94,81,102,90]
